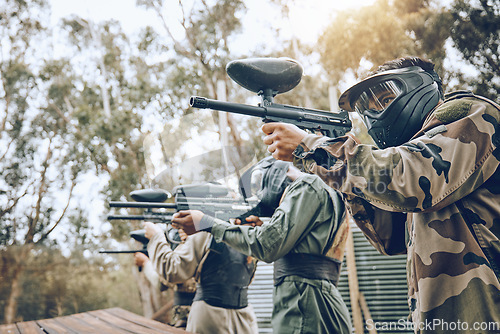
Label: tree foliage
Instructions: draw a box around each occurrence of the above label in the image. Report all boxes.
[449,0,500,99]
[318,0,450,82]
[0,0,157,323]
[0,0,268,323]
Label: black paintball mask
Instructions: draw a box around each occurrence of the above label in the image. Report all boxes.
[338,66,443,148]
[238,156,292,219]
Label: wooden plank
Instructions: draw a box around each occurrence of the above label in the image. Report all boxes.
[88,309,166,334]
[70,312,128,334]
[35,318,77,334]
[359,292,377,334]
[0,308,188,334]
[104,308,188,334]
[0,323,20,334]
[54,314,120,334]
[15,321,44,334]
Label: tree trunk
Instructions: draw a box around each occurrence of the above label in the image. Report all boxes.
[3,245,31,324]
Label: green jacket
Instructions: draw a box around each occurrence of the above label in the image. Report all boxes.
[293,92,500,333]
[208,174,352,333]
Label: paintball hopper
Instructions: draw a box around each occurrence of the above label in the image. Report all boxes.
[226,57,303,96]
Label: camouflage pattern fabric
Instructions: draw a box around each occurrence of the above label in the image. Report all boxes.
[292,92,500,333]
[170,278,196,328]
[170,304,190,328]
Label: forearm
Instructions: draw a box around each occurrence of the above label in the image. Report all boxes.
[147,232,209,284]
[210,175,328,262]
[210,217,288,263]
[294,106,498,212]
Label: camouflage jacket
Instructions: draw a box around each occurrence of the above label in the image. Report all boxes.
[293,91,500,333]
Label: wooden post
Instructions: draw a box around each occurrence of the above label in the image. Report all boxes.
[346,226,364,334]
[360,292,377,334]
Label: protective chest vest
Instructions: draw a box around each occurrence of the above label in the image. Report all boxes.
[193,239,255,309]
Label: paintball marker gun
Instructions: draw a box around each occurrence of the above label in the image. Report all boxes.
[108,188,174,223]
[167,183,255,221]
[99,229,149,256]
[99,230,149,271]
[109,184,256,227]
[189,57,352,138]
[108,188,180,245]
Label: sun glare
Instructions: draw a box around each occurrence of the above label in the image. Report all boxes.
[286,0,377,43]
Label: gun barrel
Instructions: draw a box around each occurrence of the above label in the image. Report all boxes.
[107,214,174,221]
[99,250,147,254]
[190,96,265,118]
[108,215,145,220]
[109,201,177,209]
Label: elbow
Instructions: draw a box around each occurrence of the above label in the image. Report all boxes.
[260,257,275,264]
[259,251,280,263]
[161,269,191,284]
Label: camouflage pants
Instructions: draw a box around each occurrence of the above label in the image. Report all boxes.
[170,305,191,328]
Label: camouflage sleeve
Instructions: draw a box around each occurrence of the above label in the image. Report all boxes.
[345,194,407,255]
[293,97,500,213]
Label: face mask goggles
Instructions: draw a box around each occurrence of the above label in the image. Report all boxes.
[239,156,291,200]
[352,80,404,115]
[339,66,441,148]
[339,66,428,116]
[238,156,291,218]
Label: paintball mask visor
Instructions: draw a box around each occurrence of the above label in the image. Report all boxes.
[238,156,291,218]
[239,156,290,200]
[338,66,430,117]
[250,167,265,199]
[352,79,403,115]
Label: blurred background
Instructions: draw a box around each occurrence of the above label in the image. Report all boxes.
[0,0,498,325]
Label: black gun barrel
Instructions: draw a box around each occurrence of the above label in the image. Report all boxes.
[190,96,265,117]
[110,199,250,209]
[107,214,173,221]
[99,250,147,254]
[110,201,177,209]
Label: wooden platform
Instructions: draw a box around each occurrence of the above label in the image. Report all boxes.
[0,307,189,334]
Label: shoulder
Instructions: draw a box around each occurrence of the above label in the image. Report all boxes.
[435,91,500,124]
[290,173,322,191]
[182,231,212,251]
[289,174,343,202]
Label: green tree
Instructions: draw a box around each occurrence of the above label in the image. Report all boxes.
[0,0,162,322]
[137,0,248,147]
[318,0,450,82]
[59,17,160,203]
[0,0,100,323]
[449,0,500,100]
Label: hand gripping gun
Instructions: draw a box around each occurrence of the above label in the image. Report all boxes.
[99,229,150,256]
[109,184,255,228]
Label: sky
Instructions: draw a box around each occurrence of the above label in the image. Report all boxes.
[49,0,376,51]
